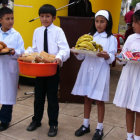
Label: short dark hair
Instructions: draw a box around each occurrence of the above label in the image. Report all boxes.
[2,0,8,4]
[0,7,13,18]
[38,4,56,16]
[90,10,113,37]
[133,9,140,23]
[129,5,134,10]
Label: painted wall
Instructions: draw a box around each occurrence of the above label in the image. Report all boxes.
[14,0,69,48]
[90,0,122,33]
[14,0,122,48]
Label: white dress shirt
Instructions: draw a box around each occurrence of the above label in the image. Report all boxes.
[26,23,70,63]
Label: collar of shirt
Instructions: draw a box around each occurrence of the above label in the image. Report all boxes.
[42,23,54,31]
[0,28,15,40]
[134,33,140,39]
[0,28,14,34]
[94,31,107,38]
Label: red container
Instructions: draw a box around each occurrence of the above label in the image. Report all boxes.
[18,60,57,77]
[132,52,140,57]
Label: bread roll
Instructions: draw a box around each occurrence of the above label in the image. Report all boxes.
[31,52,40,57]
[49,54,56,58]
[40,51,49,58]
[35,56,43,63]
[23,56,36,63]
[0,41,7,48]
[18,56,25,61]
[0,48,10,53]
[47,57,55,63]
[18,56,36,63]
[0,44,3,50]
[22,53,30,57]
[19,51,56,63]
[40,51,56,63]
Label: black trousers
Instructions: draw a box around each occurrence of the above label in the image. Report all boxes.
[0,105,13,124]
[32,70,59,126]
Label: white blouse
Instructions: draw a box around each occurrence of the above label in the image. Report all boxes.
[72,32,117,101]
[122,33,140,52]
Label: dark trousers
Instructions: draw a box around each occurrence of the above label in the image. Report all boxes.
[0,105,13,124]
[32,70,59,126]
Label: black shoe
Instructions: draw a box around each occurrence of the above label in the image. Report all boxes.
[75,125,90,137]
[26,121,41,131]
[0,123,9,131]
[48,126,58,137]
[92,129,104,140]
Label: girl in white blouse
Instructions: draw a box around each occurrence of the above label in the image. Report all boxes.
[71,10,117,140]
[113,10,140,140]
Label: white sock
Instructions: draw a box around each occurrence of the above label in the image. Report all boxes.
[83,118,89,128]
[96,123,103,130]
[127,133,133,140]
[134,135,140,140]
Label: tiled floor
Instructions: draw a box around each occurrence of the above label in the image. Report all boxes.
[0,64,127,140]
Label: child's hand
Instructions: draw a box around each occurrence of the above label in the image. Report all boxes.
[71,47,79,55]
[97,51,110,60]
[9,48,15,55]
[73,52,79,55]
[54,58,62,66]
[116,57,122,62]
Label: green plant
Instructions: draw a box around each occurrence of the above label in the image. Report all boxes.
[131,0,140,7]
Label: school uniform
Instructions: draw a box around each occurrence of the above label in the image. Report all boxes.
[0,28,24,123]
[27,23,70,126]
[113,33,140,112]
[27,23,70,62]
[72,32,117,101]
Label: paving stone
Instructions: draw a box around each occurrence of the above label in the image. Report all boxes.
[10,104,33,126]
[60,103,84,117]
[79,104,126,127]
[0,113,113,140]
[0,64,127,140]
[0,134,17,140]
[103,127,126,140]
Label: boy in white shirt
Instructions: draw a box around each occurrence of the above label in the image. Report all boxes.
[0,7,24,131]
[26,4,70,137]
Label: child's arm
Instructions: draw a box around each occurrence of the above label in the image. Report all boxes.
[54,58,61,66]
[32,30,39,52]
[9,48,15,55]
[74,53,85,60]
[11,33,24,58]
[121,35,130,54]
[25,30,38,53]
[55,29,70,66]
[97,51,110,60]
[71,47,85,60]
[106,36,118,64]
[106,36,117,64]
[98,36,117,64]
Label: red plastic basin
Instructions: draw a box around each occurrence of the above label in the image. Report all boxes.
[18,60,57,77]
